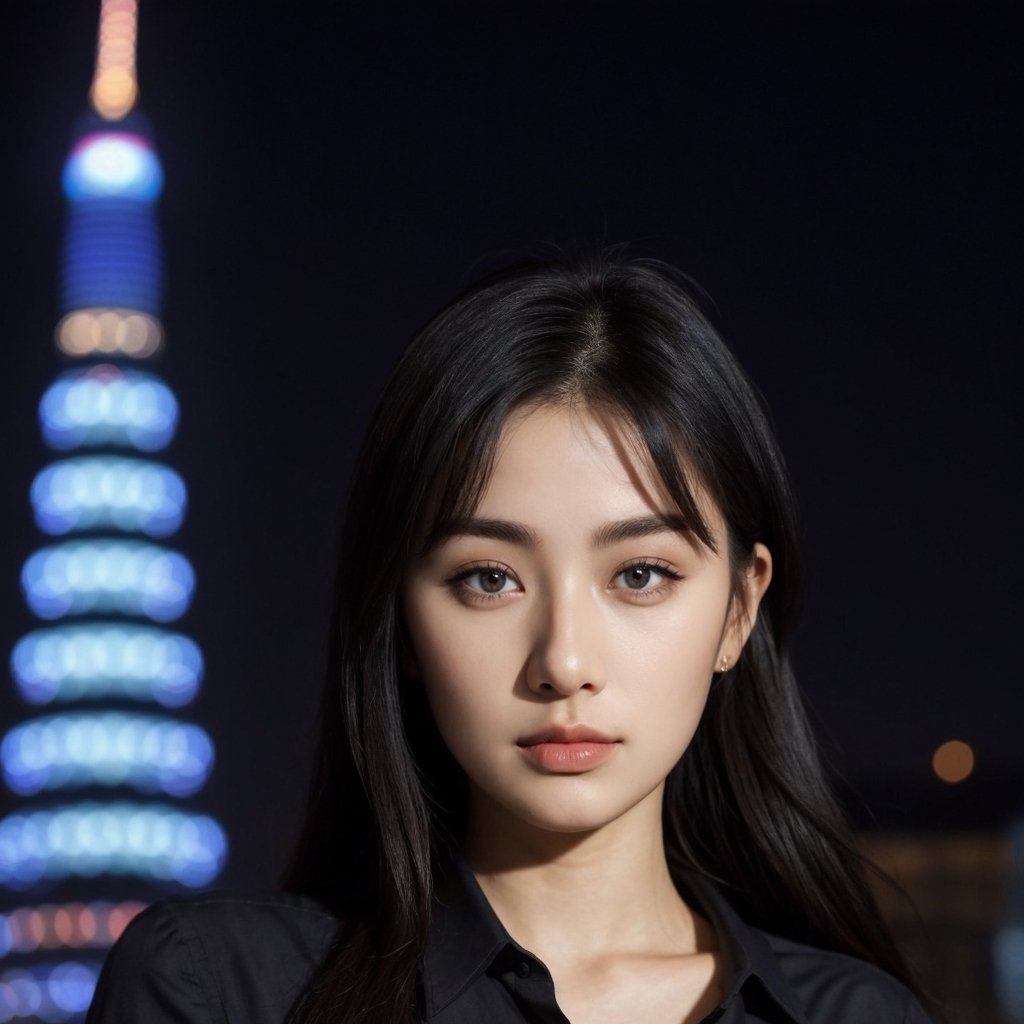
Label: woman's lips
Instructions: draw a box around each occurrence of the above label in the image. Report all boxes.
[517,725,619,773]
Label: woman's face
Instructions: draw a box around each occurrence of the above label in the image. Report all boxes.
[402,403,771,839]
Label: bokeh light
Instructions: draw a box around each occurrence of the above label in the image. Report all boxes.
[0,902,145,955]
[932,739,975,784]
[4,10,224,992]
[60,197,163,313]
[2,712,214,797]
[32,456,186,537]
[90,0,139,120]
[62,134,161,202]
[0,960,103,1022]
[56,308,162,359]
[39,365,179,452]
[21,540,195,622]
[0,802,228,890]
[10,624,202,708]
[994,924,1024,1019]
[91,65,137,121]
[11,624,203,707]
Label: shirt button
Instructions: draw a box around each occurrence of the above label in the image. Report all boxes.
[516,961,531,979]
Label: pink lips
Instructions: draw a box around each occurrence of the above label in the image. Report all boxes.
[517,725,619,773]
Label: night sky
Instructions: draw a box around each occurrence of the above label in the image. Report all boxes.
[0,1,1021,890]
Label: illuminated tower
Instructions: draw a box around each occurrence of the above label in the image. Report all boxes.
[0,3,226,1019]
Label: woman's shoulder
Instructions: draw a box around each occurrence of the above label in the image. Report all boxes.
[86,890,339,1024]
[681,873,934,1023]
[765,931,933,1023]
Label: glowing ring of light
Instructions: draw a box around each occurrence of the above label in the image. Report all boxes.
[21,539,195,622]
[56,308,163,359]
[0,901,145,955]
[10,623,203,707]
[39,365,179,453]
[0,802,227,890]
[31,456,186,537]
[2,712,214,797]
[0,960,103,1021]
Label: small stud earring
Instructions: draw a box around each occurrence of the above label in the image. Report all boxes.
[717,655,731,673]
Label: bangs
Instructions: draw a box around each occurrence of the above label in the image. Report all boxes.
[416,393,720,559]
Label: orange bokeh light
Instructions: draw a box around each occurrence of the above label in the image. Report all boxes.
[25,909,46,949]
[932,739,975,784]
[108,902,146,941]
[90,0,139,120]
[57,308,163,358]
[78,905,98,943]
[53,906,75,946]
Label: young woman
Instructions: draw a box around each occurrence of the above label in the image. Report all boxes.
[88,252,934,1024]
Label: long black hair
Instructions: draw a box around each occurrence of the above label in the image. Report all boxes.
[284,250,914,1022]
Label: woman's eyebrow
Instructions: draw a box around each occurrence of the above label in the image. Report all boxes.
[591,513,694,547]
[430,513,692,550]
[431,517,540,546]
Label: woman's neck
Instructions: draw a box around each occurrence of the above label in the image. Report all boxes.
[462,784,707,963]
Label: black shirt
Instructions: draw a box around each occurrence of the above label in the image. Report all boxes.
[86,861,933,1023]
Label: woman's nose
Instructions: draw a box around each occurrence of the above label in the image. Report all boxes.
[524,587,607,697]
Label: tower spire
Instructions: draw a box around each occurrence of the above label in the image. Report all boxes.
[89,0,139,121]
[0,4,227,1018]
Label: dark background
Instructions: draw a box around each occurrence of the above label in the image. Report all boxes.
[0,1,1021,891]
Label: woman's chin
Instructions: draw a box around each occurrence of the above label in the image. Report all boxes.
[470,782,663,844]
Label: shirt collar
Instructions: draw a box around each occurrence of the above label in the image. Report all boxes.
[677,871,811,1024]
[422,856,515,1016]
[423,857,810,1024]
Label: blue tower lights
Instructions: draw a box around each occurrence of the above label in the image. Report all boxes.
[0,3,226,1020]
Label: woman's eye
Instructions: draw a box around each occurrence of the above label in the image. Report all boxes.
[470,569,514,594]
[612,562,679,593]
[450,566,521,598]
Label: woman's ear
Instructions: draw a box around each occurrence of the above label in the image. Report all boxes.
[717,542,773,669]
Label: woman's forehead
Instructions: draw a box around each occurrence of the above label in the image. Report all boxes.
[489,403,657,496]
[470,401,725,544]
